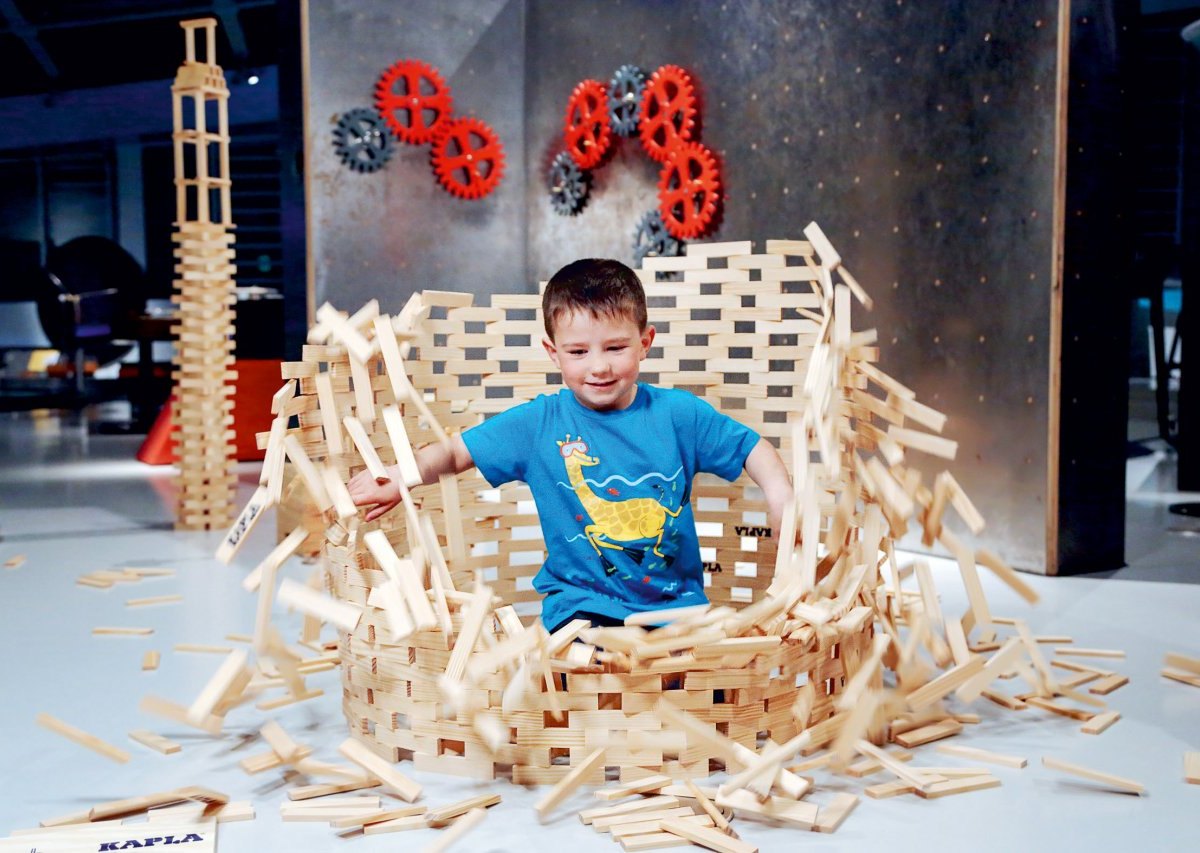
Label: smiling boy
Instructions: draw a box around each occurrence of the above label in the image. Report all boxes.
[349,258,793,632]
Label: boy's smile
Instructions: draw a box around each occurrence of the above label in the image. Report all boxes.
[543,310,655,412]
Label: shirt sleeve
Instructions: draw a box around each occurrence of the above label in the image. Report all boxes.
[461,396,542,487]
[686,393,760,481]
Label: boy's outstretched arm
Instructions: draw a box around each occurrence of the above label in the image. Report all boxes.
[743,437,794,540]
[347,434,475,522]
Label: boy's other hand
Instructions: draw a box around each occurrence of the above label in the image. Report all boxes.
[347,467,402,522]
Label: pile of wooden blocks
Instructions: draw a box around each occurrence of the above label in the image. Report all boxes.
[169,17,238,531]
[210,225,1123,847]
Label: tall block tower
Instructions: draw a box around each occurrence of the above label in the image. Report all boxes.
[170,17,237,530]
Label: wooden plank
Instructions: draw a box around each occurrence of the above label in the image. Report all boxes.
[126,594,183,608]
[1088,674,1129,695]
[36,713,131,763]
[594,774,673,801]
[579,796,682,825]
[277,578,362,632]
[1041,756,1145,795]
[1186,752,1200,785]
[1053,647,1126,659]
[915,774,1001,799]
[142,650,160,671]
[129,729,182,755]
[423,806,488,853]
[1165,651,1200,675]
[935,743,1027,769]
[813,792,859,833]
[534,748,606,822]
[1081,710,1121,735]
[660,818,758,853]
[338,737,422,802]
[425,793,501,826]
[330,804,427,829]
[186,648,248,724]
[892,718,963,749]
[382,404,423,487]
[343,415,391,482]
[287,779,382,801]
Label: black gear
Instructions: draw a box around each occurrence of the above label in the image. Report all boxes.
[548,151,590,215]
[333,108,394,173]
[608,64,645,137]
[632,209,682,266]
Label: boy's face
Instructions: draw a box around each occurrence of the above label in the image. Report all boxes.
[543,309,655,412]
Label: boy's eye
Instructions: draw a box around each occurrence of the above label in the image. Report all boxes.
[608,345,627,352]
[568,349,587,356]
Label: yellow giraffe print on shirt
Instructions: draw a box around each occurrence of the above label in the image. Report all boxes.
[557,435,682,570]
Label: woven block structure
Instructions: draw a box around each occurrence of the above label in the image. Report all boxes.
[226,226,1003,787]
[170,18,238,531]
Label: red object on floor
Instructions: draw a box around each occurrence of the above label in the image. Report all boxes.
[136,396,174,465]
[136,359,281,465]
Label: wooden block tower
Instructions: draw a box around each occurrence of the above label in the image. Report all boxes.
[170,17,237,530]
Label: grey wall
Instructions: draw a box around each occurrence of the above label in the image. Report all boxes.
[306,1,1127,574]
[304,0,527,315]
[524,1,1060,572]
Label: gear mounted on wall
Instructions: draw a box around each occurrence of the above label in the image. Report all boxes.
[657,140,721,240]
[374,59,454,145]
[547,63,722,253]
[332,108,394,173]
[563,79,614,170]
[638,65,698,163]
[608,64,646,137]
[431,117,506,200]
[548,151,591,215]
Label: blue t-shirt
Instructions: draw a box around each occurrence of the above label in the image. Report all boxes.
[461,383,759,632]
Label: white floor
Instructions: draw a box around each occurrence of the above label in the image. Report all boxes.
[1,409,1198,852]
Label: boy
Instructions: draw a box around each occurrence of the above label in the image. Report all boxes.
[349,258,794,632]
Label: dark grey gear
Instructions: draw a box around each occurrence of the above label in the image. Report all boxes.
[608,64,645,137]
[549,150,590,215]
[633,209,682,265]
[333,108,394,173]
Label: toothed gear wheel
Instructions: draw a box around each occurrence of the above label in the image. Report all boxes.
[564,79,613,169]
[632,209,682,265]
[638,65,698,163]
[657,141,721,240]
[430,117,505,200]
[332,108,394,173]
[374,59,453,144]
[608,64,646,137]
[548,151,590,215]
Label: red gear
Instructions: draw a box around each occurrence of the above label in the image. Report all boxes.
[563,79,613,169]
[374,59,454,144]
[430,117,505,200]
[657,141,721,240]
[638,65,698,163]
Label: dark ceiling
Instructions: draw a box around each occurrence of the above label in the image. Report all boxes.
[0,0,279,99]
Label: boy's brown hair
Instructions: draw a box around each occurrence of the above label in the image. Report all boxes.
[542,258,647,340]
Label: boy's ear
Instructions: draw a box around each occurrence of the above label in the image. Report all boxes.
[639,325,656,358]
[542,336,561,367]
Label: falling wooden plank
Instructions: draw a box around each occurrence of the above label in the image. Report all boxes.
[128,729,182,755]
[338,737,422,802]
[36,713,130,764]
[535,748,606,822]
[422,806,488,853]
[277,578,363,633]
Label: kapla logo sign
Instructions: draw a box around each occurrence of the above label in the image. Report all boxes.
[97,832,206,850]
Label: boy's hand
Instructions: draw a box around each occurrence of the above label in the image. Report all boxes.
[347,466,402,522]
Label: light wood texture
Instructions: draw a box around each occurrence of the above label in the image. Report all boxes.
[1041,756,1145,795]
[36,712,131,763]
[129,729,182,755]
[535,748,606,821]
